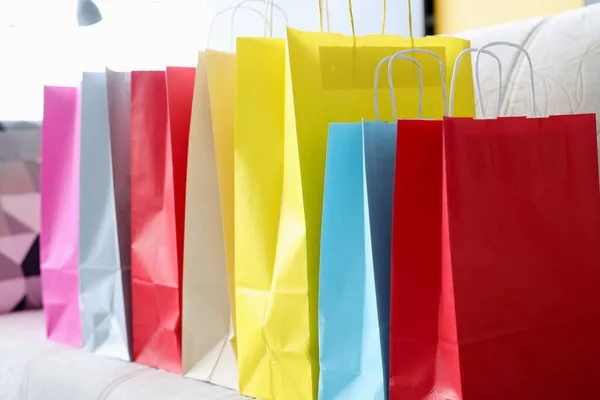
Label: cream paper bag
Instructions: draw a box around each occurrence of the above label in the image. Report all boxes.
[182,1,288,389]
[181,51,237,389]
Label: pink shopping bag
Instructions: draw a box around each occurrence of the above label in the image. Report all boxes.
[40,86,82,346]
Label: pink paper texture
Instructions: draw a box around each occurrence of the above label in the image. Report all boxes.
[40,86,82,346]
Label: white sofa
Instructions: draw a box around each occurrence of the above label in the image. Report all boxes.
[0,311,246,399]
[2,4,600,399]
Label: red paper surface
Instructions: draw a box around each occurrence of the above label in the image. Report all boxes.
[166,67,196,271]
[435,114,600,399]
[130,68,195,373]
[389,119,443,399]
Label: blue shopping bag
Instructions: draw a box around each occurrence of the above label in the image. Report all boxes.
[318,49,439,399]
[318,52,423,400]
[319,122,391,400]
[362,119,397,369]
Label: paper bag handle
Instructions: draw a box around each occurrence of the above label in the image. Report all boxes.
[389,49,447,120]
[475,41,537,118]
[374,54,423,121]
[318,0,331,32]
[235,0,289,39]
[449,48,502,117]
[255,0,289,37]
[383,0,415,40]
[207,6,269,50]
[345,0,411,37]
[407,0,414,44]
[206,1,288,50]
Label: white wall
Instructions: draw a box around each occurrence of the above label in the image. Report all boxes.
[0,0,423,121]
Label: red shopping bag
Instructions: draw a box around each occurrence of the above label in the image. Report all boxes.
[130,68,195,373]
[435,114,600,399]
[389,119,444,399]
[166,67,196,273]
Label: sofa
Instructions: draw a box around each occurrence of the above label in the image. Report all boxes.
[2,4,599,399]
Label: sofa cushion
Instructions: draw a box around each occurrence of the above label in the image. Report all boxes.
[455,4,600,133]
[0,311,248,400]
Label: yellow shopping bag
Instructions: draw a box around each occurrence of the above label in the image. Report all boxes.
[182,1,288,387]
[234,1,476,398]
[234,37,288,398]
[205,1,290,352]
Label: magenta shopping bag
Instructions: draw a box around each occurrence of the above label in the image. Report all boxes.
[40,86,82,347]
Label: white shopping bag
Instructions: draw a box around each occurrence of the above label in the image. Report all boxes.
[78,71,131,360]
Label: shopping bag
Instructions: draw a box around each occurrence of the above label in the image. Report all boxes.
[234,37,287,398]
[283,21,475,303]
[386,52,444,400]
[0,124,42,314]
[78,72,130,360]
[182,0,277,385]
[182,52,238,389]
[438,115,600,399]
[105,68,132,311]
[206,49,236,322]
[191,2,292,389]
[361,119,397,387]
[319,122,391,400]
[206,3,287,321]
[318,51,424,399]
[40,86,82,346]
[183,2,289,387]
[389,119,442,399]
[237,7,475,396]
[389,47,502,399]
[130,68,194,373]
[434,44,600,399]
[166,66,195,269]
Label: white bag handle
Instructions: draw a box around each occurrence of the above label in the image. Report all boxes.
[206,0,289,50]
[449,48,502,117]
[475,41,537,118]
[238,0,289,37]
[206,6,269,50]
[233,0,288,46]
[388,49,447,121]
[373,54,423,121]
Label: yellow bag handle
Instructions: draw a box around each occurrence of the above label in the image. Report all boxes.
[382,0,387,34]
[318,0,330,32]
[322,0,413,38]
[348,0,356,36]
[407,0,413,41]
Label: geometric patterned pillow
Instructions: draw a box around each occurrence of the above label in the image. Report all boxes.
[0,122,42,314]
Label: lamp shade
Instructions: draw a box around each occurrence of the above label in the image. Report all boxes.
[77,0,103,26]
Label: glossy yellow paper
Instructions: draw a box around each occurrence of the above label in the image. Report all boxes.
[206,50,237,349]
[234,37,290,399]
